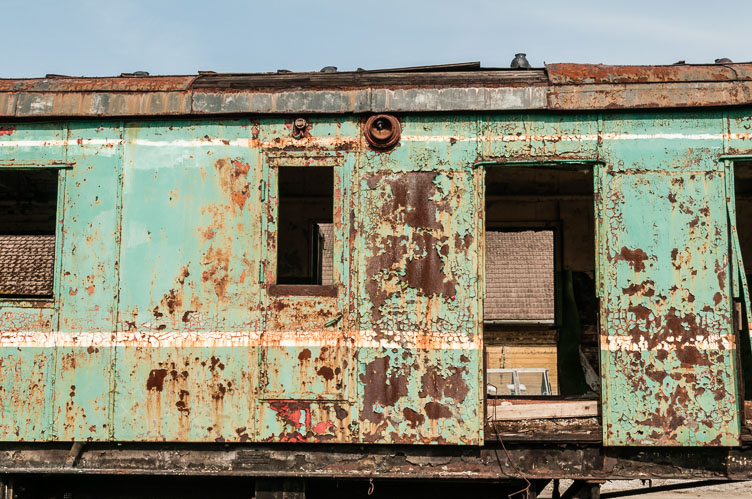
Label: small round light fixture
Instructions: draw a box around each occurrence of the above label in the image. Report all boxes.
[364,114,401,150]
[292,117,308,138]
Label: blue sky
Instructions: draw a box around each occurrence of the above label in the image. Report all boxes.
[1,0,749,77]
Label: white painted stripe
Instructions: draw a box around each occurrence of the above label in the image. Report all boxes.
[3,132,752,150]
[0,330,482,350]
[603,334,733,352]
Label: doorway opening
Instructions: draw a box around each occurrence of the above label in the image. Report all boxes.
[733,161,752,425]
[484,164,599,421]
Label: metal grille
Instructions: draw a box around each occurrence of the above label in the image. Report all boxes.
[0,235,55,296]
[484,230,554,322]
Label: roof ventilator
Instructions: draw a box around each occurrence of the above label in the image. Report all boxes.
[510,53,531,69]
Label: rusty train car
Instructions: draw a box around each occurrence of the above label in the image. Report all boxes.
[2,61,752,497]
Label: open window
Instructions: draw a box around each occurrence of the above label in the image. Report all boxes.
[0,169,58,300]
[271,166,335,295]
[484,165,599,406]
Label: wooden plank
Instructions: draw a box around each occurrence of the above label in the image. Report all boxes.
[487,400,599,420]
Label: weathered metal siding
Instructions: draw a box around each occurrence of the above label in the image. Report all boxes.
[354,116,483,444]
[113,120,262,441]
[53,122,122,440]
[0,108,749,447]
[0,123,67,441]
[257,117,359,442]
[598,112,741,446]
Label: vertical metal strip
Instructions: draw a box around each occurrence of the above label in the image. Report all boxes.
[48,127,69,440]
[595,112,604,301]
[108,121,126,440]
[727,161,740,298]
[476,164,486,442]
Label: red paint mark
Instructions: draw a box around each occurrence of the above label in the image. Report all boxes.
[313,421,331,434]
[69,288,78,296]
[0,126,15,136]
[239,270,246,283]
[87,285,95,296]
[231,159,251,176]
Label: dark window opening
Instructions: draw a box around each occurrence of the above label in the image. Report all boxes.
[276,167,333,286]
[733,162,752,411]
[0,169,58,299]
[484,166,597,401]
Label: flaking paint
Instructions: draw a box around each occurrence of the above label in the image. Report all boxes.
[0,110,748,446]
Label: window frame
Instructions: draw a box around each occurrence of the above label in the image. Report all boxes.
[0,165,67,308]
[263,161,340,298]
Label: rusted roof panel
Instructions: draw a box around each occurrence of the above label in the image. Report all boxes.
[546,63,752,84]
[190,70,548,89]
[0,76,196,92]
[548,81,752,110]
[2,63,752,116]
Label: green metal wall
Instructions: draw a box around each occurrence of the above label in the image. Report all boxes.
[0,111,748,446]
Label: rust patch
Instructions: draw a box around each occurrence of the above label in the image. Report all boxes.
[316,366,335,381]
[403,407,425,428]
[146,369,168,391]
[622,280,655,297]
[298,349,312,361]
[364,172,462,328]
[209,356,225,371]
[0,126,14,136]
[235,426,251,442]
[423,401,453,420]
[715,261,727,290]
[614,247,649,272]
[175,389,190,414]
[359,356,409,423]
[628,304,652,321]
[418,365,470,402]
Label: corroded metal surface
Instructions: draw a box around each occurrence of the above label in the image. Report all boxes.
[2,63,752,116]
[598,113,742,446]
[1,442,752,480]
[0,103,751,451]
[546,63,752,84]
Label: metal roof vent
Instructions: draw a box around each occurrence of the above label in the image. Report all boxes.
[715,58,733,64]
[510,53,531,69]
[320,66,337,73]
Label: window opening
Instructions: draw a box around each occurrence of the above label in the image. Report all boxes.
[484,165,597,404]
[276,166,334,286]
[0,169,58,299]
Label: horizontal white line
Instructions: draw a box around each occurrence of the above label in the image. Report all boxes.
[0,330,482,350]
[603,334,733,352]
[1,132,752,149]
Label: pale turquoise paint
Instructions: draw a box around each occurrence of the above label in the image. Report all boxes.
[0,110,749,446]
[599,110,740,445]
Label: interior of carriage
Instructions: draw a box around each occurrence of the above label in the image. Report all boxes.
[483,165,600,422]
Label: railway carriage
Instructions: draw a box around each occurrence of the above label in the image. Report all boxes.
[1,61,752,497]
